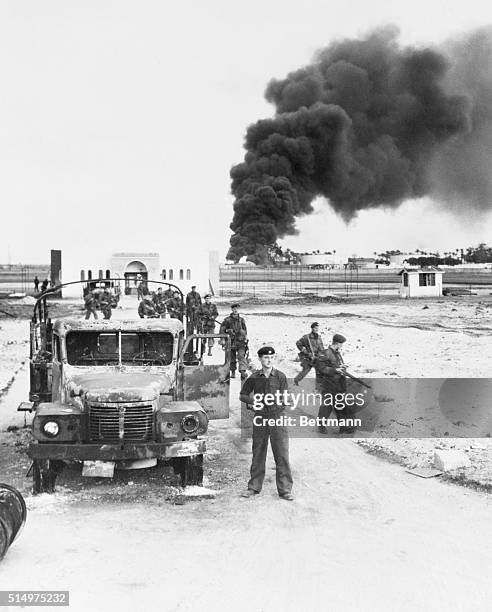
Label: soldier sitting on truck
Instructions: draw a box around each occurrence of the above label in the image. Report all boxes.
[138,297,158,319]
[152,288,167,317]
[167,291,183,320]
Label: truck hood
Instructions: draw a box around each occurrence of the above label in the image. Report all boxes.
[65,368,174,403]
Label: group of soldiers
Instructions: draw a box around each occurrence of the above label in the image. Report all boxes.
[84,289,115,320]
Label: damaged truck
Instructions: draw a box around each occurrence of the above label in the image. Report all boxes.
[18,280,230,493]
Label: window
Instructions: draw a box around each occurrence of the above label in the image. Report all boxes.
[88,270,92,280]
[80,270,85,281]
[179,269,184,280]
[54,336,61,362]
[161,269,166,280]
[403,273,408,287]
[186,269,191,280]
[98,269,103,279]
[169,269,173,280]
[419,273,436,287]
[106,269,111,279]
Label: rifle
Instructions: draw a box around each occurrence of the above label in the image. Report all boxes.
[343,370,372,389]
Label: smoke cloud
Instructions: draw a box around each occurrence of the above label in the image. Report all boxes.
[228,26,492,263]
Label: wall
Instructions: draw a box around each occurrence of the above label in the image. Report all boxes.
[400,273,443,298]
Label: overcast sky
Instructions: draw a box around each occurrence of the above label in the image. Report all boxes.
[1,0,491,264]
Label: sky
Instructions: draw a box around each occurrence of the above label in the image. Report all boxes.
[1,0,491,264]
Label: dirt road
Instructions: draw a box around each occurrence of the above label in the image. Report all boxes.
[1,298,491,611]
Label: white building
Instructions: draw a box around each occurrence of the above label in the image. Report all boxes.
[300,253,340,267]
[61,250,219,298]
[399,267,444,298]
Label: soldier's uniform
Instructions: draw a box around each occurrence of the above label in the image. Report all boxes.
[293,325,325,384]
[138,298,158,319]
[167,295,183,320]
[153,290,166,316]
[84,292,98,320]
[315,334,355,433]
[220,308,248,379]
[99,290,112,320]
[198,296,218,354]
[239,346,293,499]
[185,288,202,333]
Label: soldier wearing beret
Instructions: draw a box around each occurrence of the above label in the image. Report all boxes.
[315,333,355,434]
[239,346,294,501]
[185,285,202,334]
[220,303,248,380]
[198,294,219,356]
[293,322,325,385]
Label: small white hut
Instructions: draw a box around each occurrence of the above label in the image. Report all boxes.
[398,267,444,298]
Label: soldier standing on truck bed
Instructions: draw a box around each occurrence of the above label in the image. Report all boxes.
[220,303,248,380]
[293,322,325,385]
[198,294,219,356]
[84,290,98,320]
[185,286,202,334]
[99,289,112,320]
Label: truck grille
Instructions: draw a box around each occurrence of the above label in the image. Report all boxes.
[89,404,154,443]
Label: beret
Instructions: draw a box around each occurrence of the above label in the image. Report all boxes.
[311,322,319,329]
[332,333,346,344]
[204,293,212,298]
[191,285,196,288]
[257,346,275,356]
[231,303,240,308]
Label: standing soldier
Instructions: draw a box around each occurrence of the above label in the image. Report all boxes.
[153,287,166,317]
[41,278,49,293]
[167,291,183,320]
[33,276,39,293]
[239,346,294,501]
[293,322,325,385]
[99,289,112,320]
[220,303,248,380]
[315,333,355,434]
[199,294,219,356]
[84,290,98,320]
[185,286,202,333]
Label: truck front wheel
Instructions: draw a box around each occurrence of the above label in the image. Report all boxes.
[32,459,64,494]
[172,455,203,487]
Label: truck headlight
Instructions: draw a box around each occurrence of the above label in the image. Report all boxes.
[42,421,60,438]
[181,414,199,435]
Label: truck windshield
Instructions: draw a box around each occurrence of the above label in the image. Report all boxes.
[66,331,174,366]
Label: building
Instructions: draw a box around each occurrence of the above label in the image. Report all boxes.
[347,257,377,269]
[61,250,219,298]
[299,253,340,267]
[398,267,444,298]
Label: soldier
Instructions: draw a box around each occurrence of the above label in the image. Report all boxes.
[220,303,248,380]
[84,290,98,320]
[152,288,166,316]
[185,286,202,333]
[99,289,112,320]
[239,346,294,501]
[163,286,174,301]
[138,297,158,319]
[315,333,355,434]
[167,291,183,320]
[41,278,49,293]
[33,276,39,292]
[293,322,325,385]
[198,294,219,355]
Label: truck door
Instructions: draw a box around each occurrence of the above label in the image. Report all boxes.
[29,297,53,404]
[29,319,53,404]
[178,334,230,419]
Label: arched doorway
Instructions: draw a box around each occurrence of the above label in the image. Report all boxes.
[124,261,148,295]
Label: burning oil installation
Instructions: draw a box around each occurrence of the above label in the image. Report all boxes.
[227,27,492,264]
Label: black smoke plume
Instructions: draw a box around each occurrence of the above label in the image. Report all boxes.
[227,26,492,263]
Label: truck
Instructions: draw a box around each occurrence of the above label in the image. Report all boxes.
[18,280,230,494]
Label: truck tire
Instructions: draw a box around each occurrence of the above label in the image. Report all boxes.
[172,455,203,487]
[32,459,64,495]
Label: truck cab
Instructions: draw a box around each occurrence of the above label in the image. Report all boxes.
[20,281,230,493]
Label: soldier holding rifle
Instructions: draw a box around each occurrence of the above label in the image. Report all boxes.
[293,322,325,385]
[198,294,219,356]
